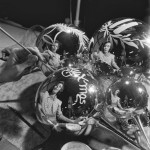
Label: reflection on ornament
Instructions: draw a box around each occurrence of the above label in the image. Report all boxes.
[106,77,148,118]
[36,23,89,56]
[35,67,98,123]
[89,18,150,74]
[88,84,97,94]
[104,77,150,149]
[143,69,150,80]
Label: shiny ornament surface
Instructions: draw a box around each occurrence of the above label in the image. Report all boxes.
[35,67,98,120]
[94,60,115,76]
[104,77,150,150]
[105,77,148,119]
[36,23,89,56]
[120,66,136,78]
[89,18,150,72]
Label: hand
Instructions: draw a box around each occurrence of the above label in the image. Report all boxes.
[1,46,43,62]
[0,47,41,83]
[1,47,12,61]
[78,117,95,126]
[53,123,64,132]
[73,116,87,124]
[41,50,52,63]
[78,120,86,126]
[26,47,44,61]
[74,117,96,136]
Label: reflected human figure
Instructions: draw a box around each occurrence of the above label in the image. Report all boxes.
[41,41,61,70]
[111,90,123,109]
[36,81,80,131]
[38,41,62,76]
[34,81,83,150]
[107,89,128,119]
[92,41,120,71]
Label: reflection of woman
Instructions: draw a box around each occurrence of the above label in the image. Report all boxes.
[36,81,79,131]
[38,42,62,76]
[42,42,61,69]
[111,90,123,109]
[108,89,127,117]
[34,81,84,150]
[92,41,120,71]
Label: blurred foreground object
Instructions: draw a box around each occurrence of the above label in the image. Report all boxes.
[105,77,150,150]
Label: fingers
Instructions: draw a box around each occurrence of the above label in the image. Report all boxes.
[1,47,12,54]
[26,47,44,61]
[53,123,63,132]
[41,53,50,63]
[78,120,86,126]
[1,48,12,61]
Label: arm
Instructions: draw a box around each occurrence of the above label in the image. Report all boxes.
[56,103,74,123]
[111,55,120,70]
[117,98,123,109]
[43,50,53,59]
[37,61,54,77]
[58,114,74,123]
[37,91,55,126]
[39,91,48,101]
[26,48,55,76]
[91,52,98,63]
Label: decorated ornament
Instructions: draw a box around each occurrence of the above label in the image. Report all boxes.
[104,77,150,150]
[89,18,150,73]
[106,77,148,117]
[35,67,98,124]
[36,23,89,56]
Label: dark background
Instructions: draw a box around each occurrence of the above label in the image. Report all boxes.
[0,0,149,37]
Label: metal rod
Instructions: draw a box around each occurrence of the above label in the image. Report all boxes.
[0,26,54,74]
[97,116,143,150]
[134,115,150,150]
[70,0,73,24]
[74,0,81,26]
[0,27,31,54]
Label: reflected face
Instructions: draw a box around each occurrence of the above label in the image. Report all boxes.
[52,83,63,94]
[52,43,59,53]
[114,90,120,96]
[103,42,111,54]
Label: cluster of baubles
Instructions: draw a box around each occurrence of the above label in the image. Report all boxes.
[35,18,150,139]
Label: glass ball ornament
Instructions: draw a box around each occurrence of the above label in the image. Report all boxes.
[35,67,98,122]
[105,77,148,119]
[89,17,150,73]
[120,66,136,78]
[36,23,89,56]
